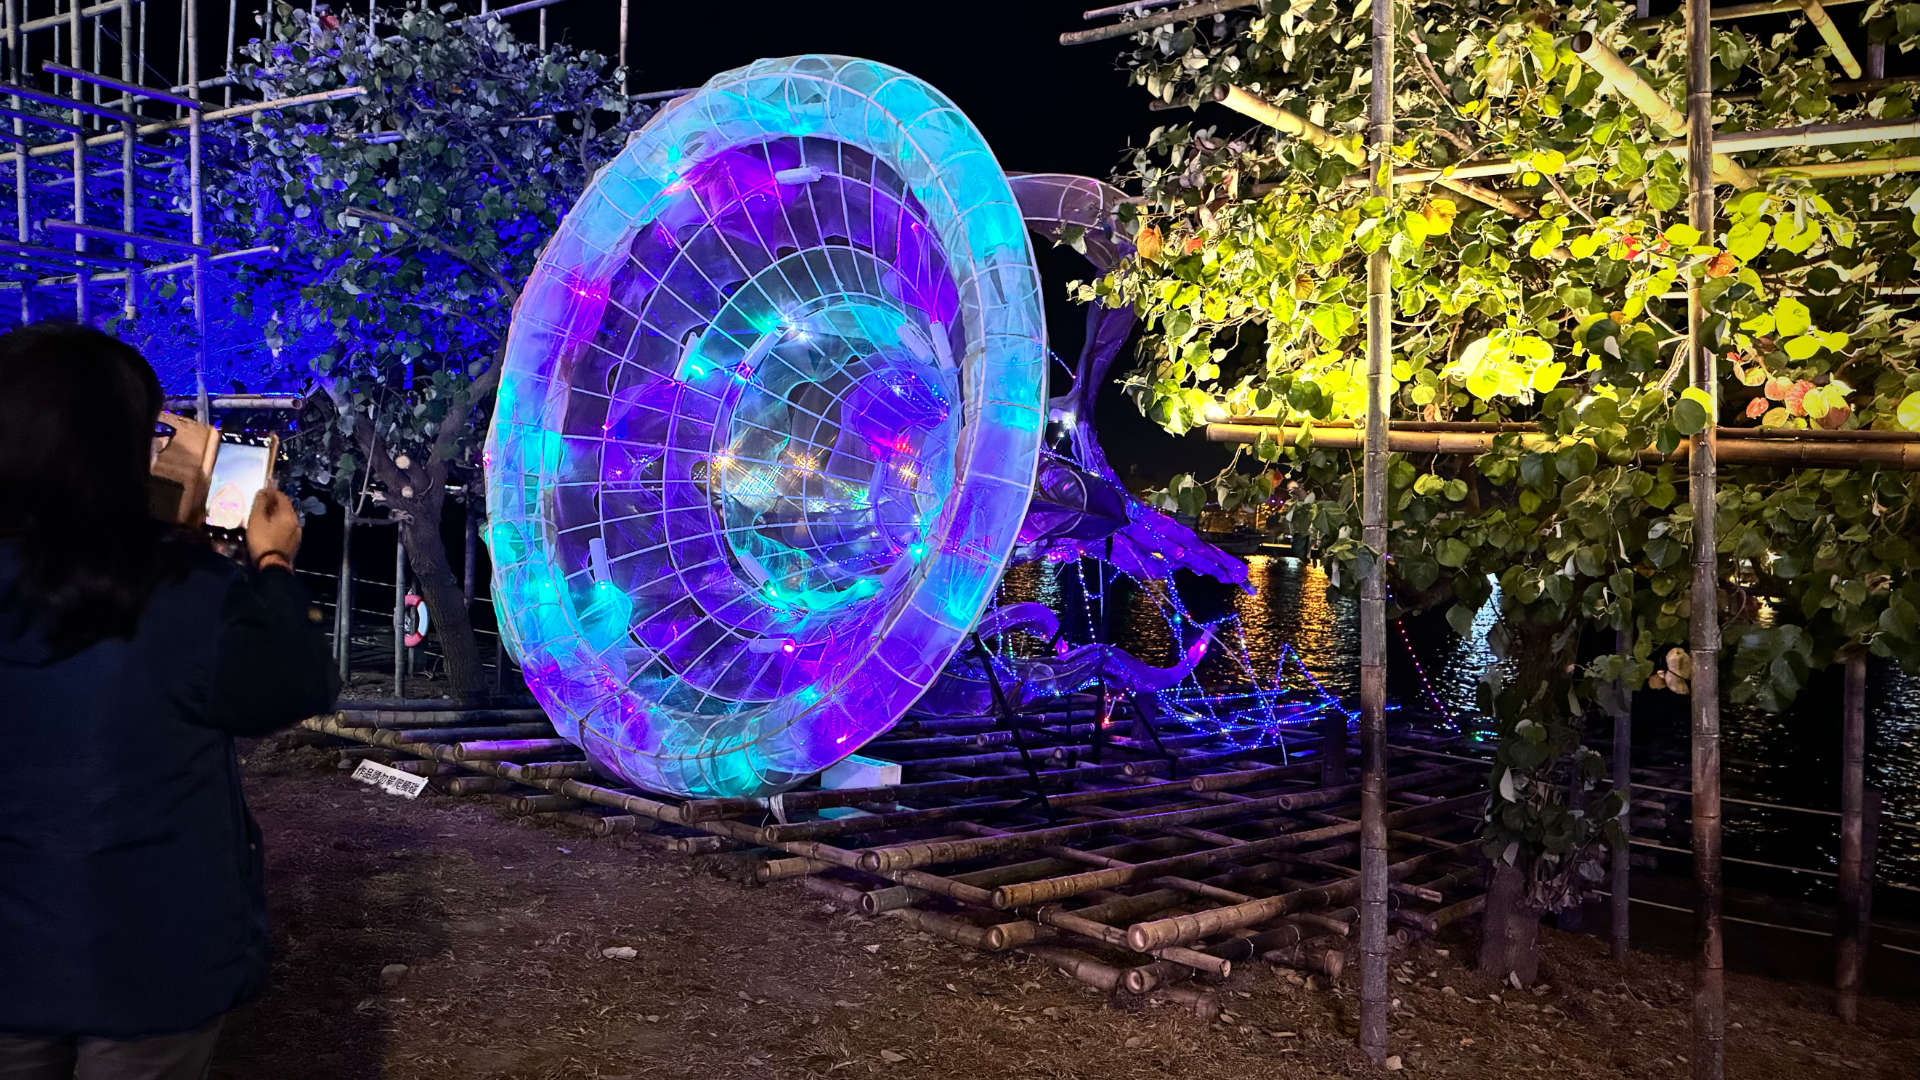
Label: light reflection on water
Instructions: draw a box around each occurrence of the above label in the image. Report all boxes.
[998,555,1918,896]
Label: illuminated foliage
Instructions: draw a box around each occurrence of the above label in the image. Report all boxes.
[1099,0,1920,907]
[224,1,640,694]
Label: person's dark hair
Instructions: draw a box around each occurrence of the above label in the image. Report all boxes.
[0,323,177,653]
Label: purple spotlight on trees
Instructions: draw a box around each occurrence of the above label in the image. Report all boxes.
[485,57,1046,797]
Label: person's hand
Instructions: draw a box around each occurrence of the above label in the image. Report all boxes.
[247,489,302,571]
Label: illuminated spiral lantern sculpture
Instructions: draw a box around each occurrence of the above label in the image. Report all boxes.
[484,56,1046,798]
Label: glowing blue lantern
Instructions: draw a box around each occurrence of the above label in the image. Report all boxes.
[485,56,1046,797]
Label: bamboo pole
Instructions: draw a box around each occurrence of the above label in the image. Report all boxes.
[1083,0,1188,19]
[393,532,405,696]
[1377,117,1920,188]
[1835,651,1867,1021]
[448,737,576,761]
[301,714,691,825]
[0,86,368,166]
[1795,0,1862,79]
[1612,628,1634,964]
[336,514,353,680]
[1033,906,1232,976]
[1684,0,1726,1071]
[1758,156,1920,180]
[1394,893,1485,935]
[1126,845,1461,952]
[65,0,87,323]
[1220,86,1531,218]
[1571,32,1757,189]
[1356,0,1395,1062]
[1201,422,1920,468]
[1060,0,1256,45]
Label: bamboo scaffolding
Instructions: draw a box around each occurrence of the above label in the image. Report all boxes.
[1202,421,1920,469]
[1571,33,1757,189]
[1684,0,1726,1071]
[302,713,692,825]
[0,85,368,166]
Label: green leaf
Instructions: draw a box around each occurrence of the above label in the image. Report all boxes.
[1774,296,1812,337]
[1897,391,1920,433]
[1725,217,1768,262]
[1437,538,1471,568]
[1556,443,1597,480]
[1529,361,1566,393]
[1447,603,1478,637]
[1783,334,1822,360]
[1663,223,1702,246]
[1674,397,1708,435]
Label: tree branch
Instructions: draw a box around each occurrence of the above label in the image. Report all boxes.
[347,205,522,304]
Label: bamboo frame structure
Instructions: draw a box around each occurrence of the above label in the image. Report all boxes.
[0,1,621,416]
[301,699,1496,1020]
[1060,0,1257,45]
[1063,0,1919,1071]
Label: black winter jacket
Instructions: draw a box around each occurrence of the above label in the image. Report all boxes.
[0,540,336,1038]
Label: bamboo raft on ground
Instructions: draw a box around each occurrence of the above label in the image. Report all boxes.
[298,698,1493,1016]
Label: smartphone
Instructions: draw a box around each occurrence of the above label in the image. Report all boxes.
[203,432,280,537]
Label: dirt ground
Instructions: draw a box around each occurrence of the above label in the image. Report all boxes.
[212,739,1920,1079]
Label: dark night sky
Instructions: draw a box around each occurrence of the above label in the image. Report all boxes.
[139,1,1220,484]
[540,0,1227,486]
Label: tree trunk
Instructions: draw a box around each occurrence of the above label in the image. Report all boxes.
[1479,860,1540,986]
[400,505,485,700]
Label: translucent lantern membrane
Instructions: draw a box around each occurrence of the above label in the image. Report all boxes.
[484,56,1047,797]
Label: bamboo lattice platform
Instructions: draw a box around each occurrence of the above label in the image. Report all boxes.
[300,701,1491,1017]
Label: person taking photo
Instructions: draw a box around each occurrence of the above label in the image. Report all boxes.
[0,323,337,1079]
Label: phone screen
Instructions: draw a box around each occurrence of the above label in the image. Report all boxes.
[205,441,273,531]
